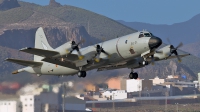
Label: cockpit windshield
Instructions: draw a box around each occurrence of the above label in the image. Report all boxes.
[139,32,153,38]
[144,33,151,37]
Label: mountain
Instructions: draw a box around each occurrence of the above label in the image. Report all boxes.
[118,14,200,45]
[0,1,135,85]
[0,0,20,10]
[49,0,61,7]
[0,1,199,86]
[181,41,200,57]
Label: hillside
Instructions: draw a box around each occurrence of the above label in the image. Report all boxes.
[0,0,199,86]
[0,1,135,84]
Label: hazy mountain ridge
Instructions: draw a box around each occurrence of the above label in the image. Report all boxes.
[118,14,200,45]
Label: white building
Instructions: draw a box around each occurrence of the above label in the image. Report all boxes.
[150,76,165,85]
[20,92,58,112]
[102,90,127,100]
[126,79,142,92]
[126,79,153,92]
[0,100,21,112]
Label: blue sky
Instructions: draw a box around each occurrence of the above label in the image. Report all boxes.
[21,0,200,25]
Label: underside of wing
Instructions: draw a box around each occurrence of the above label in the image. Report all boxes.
[154,54,190,61]
[6,58,43,67]
[97,62,127,71]
[42,58,79,70]
[20,47,59,57]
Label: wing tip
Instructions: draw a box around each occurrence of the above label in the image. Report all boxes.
[20,47,32,51]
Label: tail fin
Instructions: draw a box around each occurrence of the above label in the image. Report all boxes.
[34,27,54,61]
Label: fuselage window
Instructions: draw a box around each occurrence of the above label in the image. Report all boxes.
[139,34,144,38]
[125,40,128,44]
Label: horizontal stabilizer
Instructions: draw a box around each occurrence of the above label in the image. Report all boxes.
[20,47,59,58]
[6,58,43,67]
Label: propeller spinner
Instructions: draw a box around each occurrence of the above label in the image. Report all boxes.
[94,44,109,62]
[69,40,85,60]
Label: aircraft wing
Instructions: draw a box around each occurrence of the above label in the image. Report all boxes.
[20,47,60,57]
[155,54,190,61]
[6,58,43,67]
[42,58,79,70]
[20,47,83,61]
[97,62,127,71]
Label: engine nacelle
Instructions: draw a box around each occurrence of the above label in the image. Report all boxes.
[154,45,171,60]
[127,57,147,68]
[55,41,72,56]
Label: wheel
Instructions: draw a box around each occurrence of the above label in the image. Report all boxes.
[133,73,138,79]
[77,71,87,78]
[129,72,134,79]
[82,71,86,78]
[129,72,138,79]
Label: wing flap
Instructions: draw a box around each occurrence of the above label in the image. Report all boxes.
[20,47,59,57]
[6,58,43,67]
[42,58,79,70]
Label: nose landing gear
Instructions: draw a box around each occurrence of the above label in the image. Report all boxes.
[129,69,138,79]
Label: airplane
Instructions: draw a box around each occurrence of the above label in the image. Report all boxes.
[6,27,190,79]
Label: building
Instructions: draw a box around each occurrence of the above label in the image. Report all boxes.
[65,96,86,111]
[41,104,58,112]
[20,92,58,112]
[101,90,127,100]
[107,78,123,90]
[126,79,153,92]
[198,73,200,82]
[85,84,99,92]
[0,100,21,112]
[150,76,165,85]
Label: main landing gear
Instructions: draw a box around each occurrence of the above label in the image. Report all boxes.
[77,66,87,78]
[78,71,86,78]
[129,69,138,79]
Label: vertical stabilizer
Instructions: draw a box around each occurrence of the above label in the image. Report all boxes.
[34,27,53,61]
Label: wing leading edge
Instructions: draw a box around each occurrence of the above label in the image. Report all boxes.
[6,58,43,67]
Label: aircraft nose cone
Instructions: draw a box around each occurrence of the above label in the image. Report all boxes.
[148,37,162,49]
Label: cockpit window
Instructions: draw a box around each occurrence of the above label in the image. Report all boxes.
[139,34,144,38]
[144,33,151,37]
[139,32,153,38]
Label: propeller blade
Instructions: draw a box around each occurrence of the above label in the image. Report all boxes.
[151,55,155,65]
[176,55,182,63]
[174,51,181,62]
[77,39,85,45]
[167,38,172,45]
[69,40,84,60]
[77,50,84,60]
[94,54,100,62]
[101,49,110,56]
[176,42,183,49]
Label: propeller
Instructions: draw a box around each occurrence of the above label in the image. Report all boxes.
[94,44,110,62]
[151,55,155,65]
[167,38,183,62]
[68,39,85,60]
